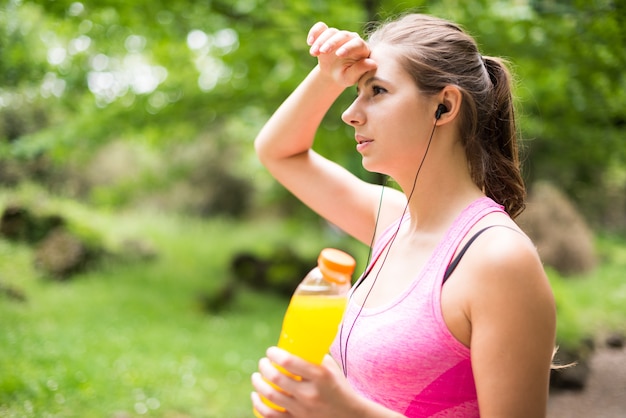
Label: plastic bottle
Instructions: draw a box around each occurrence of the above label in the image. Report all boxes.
[255,248,355,416]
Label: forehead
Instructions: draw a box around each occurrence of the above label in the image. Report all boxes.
[360,45,413,86]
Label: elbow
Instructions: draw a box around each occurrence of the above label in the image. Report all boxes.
[253,133,271,167]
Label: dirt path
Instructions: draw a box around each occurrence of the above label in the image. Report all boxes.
[547,346,626,418]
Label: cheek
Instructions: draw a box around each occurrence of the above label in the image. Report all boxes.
[392,114,425,145]
[402,106,432,140]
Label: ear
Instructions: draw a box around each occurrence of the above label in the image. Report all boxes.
[435,86,462,126]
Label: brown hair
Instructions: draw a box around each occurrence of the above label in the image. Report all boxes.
[367,14,526,218]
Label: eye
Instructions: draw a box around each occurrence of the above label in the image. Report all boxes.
[372,85,387,96]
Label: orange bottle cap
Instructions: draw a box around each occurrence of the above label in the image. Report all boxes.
[317,248,356,284]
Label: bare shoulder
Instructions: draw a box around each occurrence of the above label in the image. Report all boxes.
[471,224,549,289]
[465,224,555,314]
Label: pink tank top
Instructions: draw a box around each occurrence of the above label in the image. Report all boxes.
[330,197,506,417]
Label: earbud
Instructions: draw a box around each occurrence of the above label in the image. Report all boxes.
[435,104,449,120]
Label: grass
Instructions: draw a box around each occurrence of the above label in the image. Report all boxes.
[0,220,285,418]
[0,189,366,418]
[547,232,626,347]
[0,189,625,417]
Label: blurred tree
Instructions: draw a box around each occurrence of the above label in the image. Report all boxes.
[520,0,626,228]
[0,0,624,228]
[0,0,372,214]
[1,0,370,151]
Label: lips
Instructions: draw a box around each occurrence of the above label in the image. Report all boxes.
[355,134,373,153]
[355,134,373,145]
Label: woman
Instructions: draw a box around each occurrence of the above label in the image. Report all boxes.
[251,13,556,418]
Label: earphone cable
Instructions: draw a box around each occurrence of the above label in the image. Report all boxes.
[339,118,439,378]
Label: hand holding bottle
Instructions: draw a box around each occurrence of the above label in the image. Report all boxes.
[252,248,355,416]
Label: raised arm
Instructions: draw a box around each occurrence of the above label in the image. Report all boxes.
[254,23,405,244]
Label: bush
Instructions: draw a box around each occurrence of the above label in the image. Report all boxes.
[517,181,597,276]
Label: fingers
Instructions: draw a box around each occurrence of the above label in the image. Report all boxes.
[307,21,328,45]
[266,347,319,381]
[306,22,375,87]
[309,26,338,56]
[313,30,361,56]
[335,36,367,57]
[251,372,293,415]
[322,354,342,373]
[309,26,363,58]
[258,356,299,389]
[254,350,351,416]
[344,57,378,80]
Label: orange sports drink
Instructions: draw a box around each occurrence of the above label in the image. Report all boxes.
[277,294,348,363]
[254,248,355,417]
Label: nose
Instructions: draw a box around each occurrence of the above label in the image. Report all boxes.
[341,99,364,126]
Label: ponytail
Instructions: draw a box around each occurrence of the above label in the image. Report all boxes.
[478,56,526,219]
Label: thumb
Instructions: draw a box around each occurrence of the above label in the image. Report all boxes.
[322,354,344,377]
[361,58,378,72]
[344,58,377,84]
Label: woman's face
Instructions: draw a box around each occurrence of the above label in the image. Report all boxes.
[342,45,436,179]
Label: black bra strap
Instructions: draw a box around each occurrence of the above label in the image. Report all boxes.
[443,225,517,284]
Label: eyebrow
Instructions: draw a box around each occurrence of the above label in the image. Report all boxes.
[363,76,386,86]
[356,75,390,93]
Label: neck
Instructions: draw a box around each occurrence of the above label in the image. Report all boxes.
[405,184,484,236]
[395,140,484,235]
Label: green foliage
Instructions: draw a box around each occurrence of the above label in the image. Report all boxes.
[548,232,626,346]
[2,0,624,227]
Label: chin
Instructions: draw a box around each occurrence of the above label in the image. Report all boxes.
[361,159,387,176]
[361,161,376,173]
